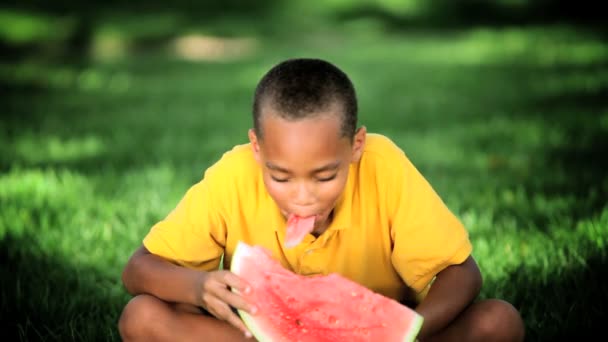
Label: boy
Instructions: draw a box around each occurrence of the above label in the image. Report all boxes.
[118,58,525,341]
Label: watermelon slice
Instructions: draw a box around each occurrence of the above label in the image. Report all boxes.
[284,214,316,248]
[231,242,424,342]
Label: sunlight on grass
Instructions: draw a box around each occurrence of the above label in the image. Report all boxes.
[390,117,568,174]
[90,29,129,61]
[90,18,259,63]
[317,0,423,15]
[0,166,181,271]
[459,27,608,66]
[95,12,185,40]
[12,134,106,164]
[0,9,75,44]
[172,34,257,62]
[0,169,91,240]
[471,207,608,292]
[348,26,608,67]
[0,62,132,92]
[530,68,608,98]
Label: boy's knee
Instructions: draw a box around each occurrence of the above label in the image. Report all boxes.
[474,299,525,341]
[118,294,165,340]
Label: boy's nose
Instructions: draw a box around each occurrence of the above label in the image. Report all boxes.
[293,182,314,207]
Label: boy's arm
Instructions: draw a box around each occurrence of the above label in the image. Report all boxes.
[414,255,482,339]
[122,245,203,305]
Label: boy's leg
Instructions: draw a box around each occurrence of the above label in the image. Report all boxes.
[422,299,525,342]
[118,294,253,342]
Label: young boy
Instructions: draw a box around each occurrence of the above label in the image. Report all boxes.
[118,58,525,341]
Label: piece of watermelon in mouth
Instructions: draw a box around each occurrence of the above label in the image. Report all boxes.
[284,214,316,248]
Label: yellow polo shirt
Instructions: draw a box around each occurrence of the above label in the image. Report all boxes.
[143,133,472,301]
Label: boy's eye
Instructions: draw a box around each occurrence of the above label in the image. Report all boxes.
[317,175,337,182]
[271,176,289,183]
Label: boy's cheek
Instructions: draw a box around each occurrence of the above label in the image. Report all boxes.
[264,182,288,209]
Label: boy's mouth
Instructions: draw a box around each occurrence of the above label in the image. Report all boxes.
[281,210,318,219]
[282,207,334,224]
[284,214,316,248]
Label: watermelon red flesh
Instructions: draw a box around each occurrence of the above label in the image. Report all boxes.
[231,242,424,342]
[284,214,316,248]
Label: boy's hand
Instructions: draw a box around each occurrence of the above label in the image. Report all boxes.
[196,270,257,338]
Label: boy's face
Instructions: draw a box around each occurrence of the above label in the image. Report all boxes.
[249,108,366,231]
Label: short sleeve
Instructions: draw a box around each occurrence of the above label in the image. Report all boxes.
[389,153,472,293]
[143,165,228,271]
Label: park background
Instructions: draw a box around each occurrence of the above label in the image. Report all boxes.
[1,0,607,340]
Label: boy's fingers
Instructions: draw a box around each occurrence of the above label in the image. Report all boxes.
[204,285,254,338]
[219,271,251,294]
[226,310,252,338]
[208,297,251,338]
[218,286,257,314]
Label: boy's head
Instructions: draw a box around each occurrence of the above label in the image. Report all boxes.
[248,58,366,231]
[252,58,358,141]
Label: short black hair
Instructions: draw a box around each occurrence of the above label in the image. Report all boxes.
[252,58,358,140]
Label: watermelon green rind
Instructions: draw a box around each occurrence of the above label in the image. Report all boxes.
[402,314,424,342]
[230,242,273,342]
[237,308,269,342]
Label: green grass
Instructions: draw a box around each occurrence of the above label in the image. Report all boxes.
[1,5,608,341]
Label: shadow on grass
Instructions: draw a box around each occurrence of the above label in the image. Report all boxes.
[6,0,277,17]
[490,251,608,341]
[472,61,608,340]
[0,233,127,341]
[489,131,608,236]
[527,68,608,219]
[460,61,608,233]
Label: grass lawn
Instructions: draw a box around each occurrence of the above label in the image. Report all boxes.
[1,4,607,341]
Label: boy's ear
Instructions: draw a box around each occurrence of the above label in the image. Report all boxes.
[350,126,367,162]
[248,128,262,163]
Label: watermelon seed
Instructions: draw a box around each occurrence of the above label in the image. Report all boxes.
[351,291,357,297]
[296,319,303,326]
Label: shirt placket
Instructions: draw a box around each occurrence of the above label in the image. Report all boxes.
[297,231,335,275]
